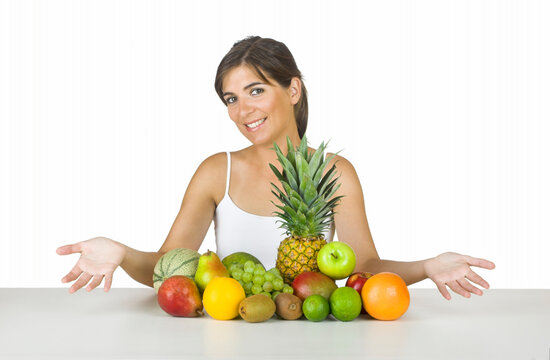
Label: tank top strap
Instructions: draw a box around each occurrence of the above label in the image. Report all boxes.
[224,151,231,197]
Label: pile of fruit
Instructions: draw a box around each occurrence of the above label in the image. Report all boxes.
[154,246,410,322]
[154,136,410,322]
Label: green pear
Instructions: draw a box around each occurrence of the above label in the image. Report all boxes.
[194,250,229,293]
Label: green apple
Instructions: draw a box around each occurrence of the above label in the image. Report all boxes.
[317,242,356,280]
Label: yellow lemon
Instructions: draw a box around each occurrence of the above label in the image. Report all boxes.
[203,277,245,320]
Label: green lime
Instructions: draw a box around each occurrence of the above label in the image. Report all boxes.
[302,295,330,322]
[329,287,362,322]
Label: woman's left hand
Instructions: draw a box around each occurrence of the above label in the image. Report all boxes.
[424,252,496,300]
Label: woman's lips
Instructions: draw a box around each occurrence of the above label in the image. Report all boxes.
[244,117,266,132]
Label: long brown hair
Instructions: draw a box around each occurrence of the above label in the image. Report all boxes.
[214,36,308,139]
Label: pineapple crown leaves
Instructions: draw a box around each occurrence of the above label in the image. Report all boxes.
[269,135,345,237]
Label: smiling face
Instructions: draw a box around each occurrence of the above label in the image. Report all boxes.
[221,65,301,147]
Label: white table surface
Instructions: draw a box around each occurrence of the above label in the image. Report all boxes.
[0,288,548,359]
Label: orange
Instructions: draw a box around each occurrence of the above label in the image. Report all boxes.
[202,277,246,320]
[361,272,410,321]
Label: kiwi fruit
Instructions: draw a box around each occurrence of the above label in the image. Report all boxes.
[274,293,303,320]
[239,294,276,323]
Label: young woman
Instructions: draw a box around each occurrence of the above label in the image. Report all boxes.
[57,36,495,300]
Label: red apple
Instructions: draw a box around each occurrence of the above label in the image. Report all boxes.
[158,276,203,317]
[345,272,373,314]
[346,272,374,292]
[292,271,338,301]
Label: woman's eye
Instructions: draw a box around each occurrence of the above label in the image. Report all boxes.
[226,96,236,104]
[251,88,264,95]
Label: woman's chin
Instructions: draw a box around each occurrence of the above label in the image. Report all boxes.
[241,130,271,146]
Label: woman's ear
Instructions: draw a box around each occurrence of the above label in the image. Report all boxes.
[288,77,302,105]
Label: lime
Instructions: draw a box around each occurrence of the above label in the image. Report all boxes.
[302,295,330,322]
[329,287,362,322]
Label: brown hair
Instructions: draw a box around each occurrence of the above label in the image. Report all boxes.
[214,36,308,139]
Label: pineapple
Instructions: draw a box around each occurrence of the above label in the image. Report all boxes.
[271,135,344,284]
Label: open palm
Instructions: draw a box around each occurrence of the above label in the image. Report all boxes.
[424,252,496,300]
[56,237,126,293]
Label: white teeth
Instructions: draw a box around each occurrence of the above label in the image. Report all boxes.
[246,118,266,128]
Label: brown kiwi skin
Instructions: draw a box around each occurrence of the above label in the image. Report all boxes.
[274,293,303,320]
[239,294,276,323]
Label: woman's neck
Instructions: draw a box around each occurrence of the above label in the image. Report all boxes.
[249,132,302,168]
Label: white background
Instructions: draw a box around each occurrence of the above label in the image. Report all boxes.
[0,0,548,289]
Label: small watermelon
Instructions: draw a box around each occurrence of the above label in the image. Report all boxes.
[221,252,264,270]
[153,248,200,293]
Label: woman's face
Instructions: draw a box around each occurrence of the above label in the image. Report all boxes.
[221,65,300,146]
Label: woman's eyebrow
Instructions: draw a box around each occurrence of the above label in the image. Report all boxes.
[243,81,264,90]
[222,82,265,97]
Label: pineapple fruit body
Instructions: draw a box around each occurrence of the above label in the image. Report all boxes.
[271,136,344,284]
[276,236,327,284]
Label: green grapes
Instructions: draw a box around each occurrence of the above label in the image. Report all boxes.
[232,268,244,281]
[268,268,282,278]
[243,281,253,293]
[228,264,241,273]
[228,263,289,298]
[251,284,263,295]
[262,281,274,292]
[253,275,264,285]
[253,267,266,276]
[242,272,253,283]
[244,261,256,273]
[273,278,284,291]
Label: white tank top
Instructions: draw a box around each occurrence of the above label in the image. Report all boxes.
[214,152,335,269]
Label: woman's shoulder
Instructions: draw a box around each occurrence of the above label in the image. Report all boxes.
[198,148,248,166]
[197,146,253,170]
[196,152,228,175]
[190,152,229,205]
[325,152,355,172]
[325,156,368,211]
[323,152,362,190]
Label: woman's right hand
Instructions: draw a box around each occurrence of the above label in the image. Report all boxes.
[56,237,127,293]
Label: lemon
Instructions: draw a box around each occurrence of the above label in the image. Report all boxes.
[203,277,245,320]
[329,287,362,321]
[302,295,330,322]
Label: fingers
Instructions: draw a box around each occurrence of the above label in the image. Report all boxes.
[64,269,114,293]
[61,264,82,284]
[86,275,104,292]
[431,254,494,300]
[69,273,92,294]
[465,255,496,270]
[104,273,113,292]
[458,278,483,296]
[466,269,490,289]
[436,282,451,300]
[446,280,471,298]
[56,243,82,255]
[438,277,485,300]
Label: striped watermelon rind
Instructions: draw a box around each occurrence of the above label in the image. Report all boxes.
[153,248,200,293]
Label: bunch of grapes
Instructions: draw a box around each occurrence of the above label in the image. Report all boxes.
[228,261,293,299]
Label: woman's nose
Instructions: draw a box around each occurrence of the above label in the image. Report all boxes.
[238,97,254,118]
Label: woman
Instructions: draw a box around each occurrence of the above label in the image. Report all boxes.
[57,36,495,300]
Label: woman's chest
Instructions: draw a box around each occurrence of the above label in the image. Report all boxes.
[226,161,282,217]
